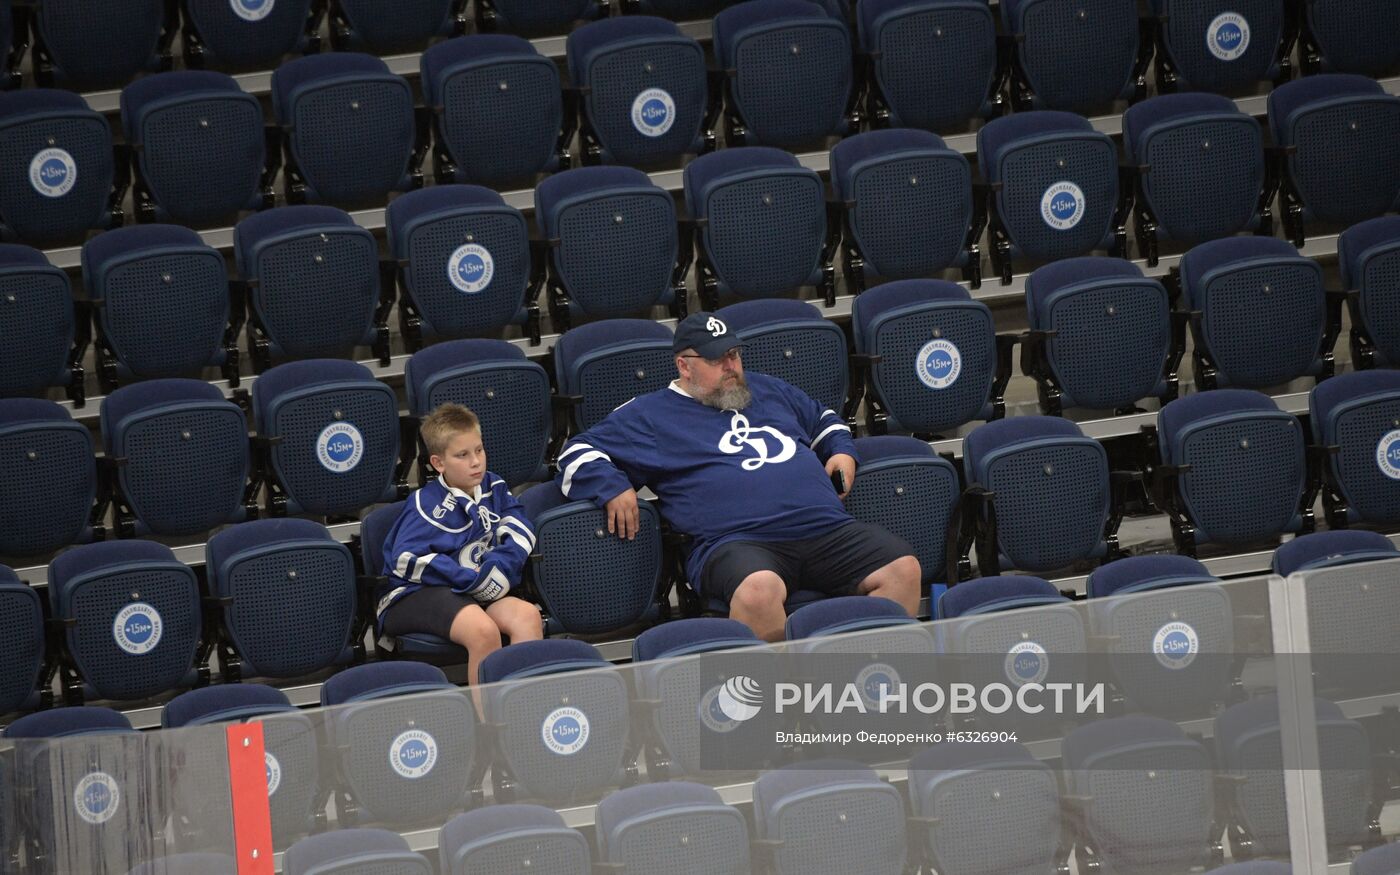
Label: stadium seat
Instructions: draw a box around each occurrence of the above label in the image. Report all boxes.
[119,71,269,227]
[80,224,237,392]
[1150,0,1286,95]
[552,317,675,433]
[479,0,601,36]
[126,854,238,875]
[856,0,998,133]
[628,0,739,17]
[1353,841,1400,875]
[535,165,684,327]
[358,500,467,664]
[908,742,1062,875]
[716,298,847,413]
[1208,864,1292,875]
[1177,235,1330,390]
[1024,257,1174,414]
[270,53,418,208]
[1272,529,1399,576]
[977,111,1122,283]
[566,16,709,167]
[844,435,960,587]
[1300,0,1400,77]
[1155,390,1308,554]
[1002,0,1145,113]
[329,0,459,54]
[596,782,751,873]
[251,359,405,518]
[1310,370,1400,526]
[713,0,854,149]
[319,662,477,827]
[849,279,999,436]
[48,540,202,703]
[385,185,536,348]
[438,805,591,874]
[961,417,1113,574]
[518,481,663,635]
[284,829,432,875]
[99,379,251,537]
[478,639,631,804]
[829,128,979,291]
[0,398,96,557]
[405,339,551,488]
[1339,216,1400,370]
[0,565,45,715]
[0,244,80,401]
[421,35,565,189]
[684,147,829,308]
[751,763,907,874]
[1269,74,1400,243]
[31,0,169,90]
[785,593,918,640]
[234,205,383,370]
[181,0,315,73]
[1122,93,1267,262]
[0,89,117,246]
[1062,716,1216,874]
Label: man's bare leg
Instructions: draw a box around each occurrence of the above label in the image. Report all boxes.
[855,555,922,617]
[728,570,790,642]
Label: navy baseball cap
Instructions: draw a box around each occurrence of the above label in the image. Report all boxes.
[673,312,745,359]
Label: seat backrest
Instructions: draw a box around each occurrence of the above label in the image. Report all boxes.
[438,805,591,875]
[844,435,959,586]
[751,764,907,874]
[0,89,114,245]
[553,317,676,430]
[184,0,313,73]
[335,0,456,54]
[1005,0,1139,112]
[716,298,848,413]
[1309,369,1400,525]
[35,0,166,90]
[284,828,434,875]
[595,782,750,871]
[1340,215,1400,366]
[1155,0,1284,94]
[0,570,43,715]
[0,398,95,556]
[0,244,74,397]
[487,0,598,35]
[1305,0,1400,77]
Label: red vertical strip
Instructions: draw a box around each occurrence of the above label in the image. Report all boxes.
[225,722,275,875]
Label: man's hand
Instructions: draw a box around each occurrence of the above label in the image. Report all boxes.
[825,453,857,499]
[605,487,640,540]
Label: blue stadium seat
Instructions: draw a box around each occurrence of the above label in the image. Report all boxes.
[519,480,663,635]
[479,0,601,36]
[629,0,739,17]
[1150,0,1286,94]
[713,0,853,148]
[0,398,95,557]
[252,359,404,518]
[0,89,117,246]
[181,0,314,73]
[1062,716,1215,874]
[358,500,467,664]
[1208,864,1291,875]
[1301,0,1400,77]
[1339,216,1400,369]
[1353,842,1400,875]
[567,16,708,167]
[1272,529,1399,576]
[405,339,551,488]
[330,0,459,54]
[596,782,750,872]
[80,224,236,392]
[319,662,477,827]
[634,617,760,662]
[438,805,590,874]
[48,540,202,703]
[421,35,565,188]
[1122,93,1266,261]
[126,854,238,875]
[1310,370,1400,526]
[234,205,383,369]
[385,185,535,347]
[0,244,79,401]
[935,573,1068,619]
[829,128,978,291]
[856,0,998,133]
[99,379,251,537]
[1002,0,1143,113]
[535,165,683,327]
[785,593,918,640]
[961,416,1112,574]
[849,279,999,436]
[0,565,45,716]
[32,0,169,90]
[1178,235,1330,390]
[1024,257,1173,414]
[478,638,631,804]
[120,71,268,227]
[553,317,675,432]
[271,53,418,208]
[284,829,433,875]
[716,298,847,413]
[908,742,1062,875]
[844,435,960,587]
[751,763,907,874]
[977,111,1121,282]
[1268,74,1400,244]
[1156,390,1307,554]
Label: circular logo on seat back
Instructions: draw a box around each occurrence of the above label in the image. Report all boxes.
[230,0,275,21]
[316,422,364,473]
[447,243,494,294]
[915,339,962,390]
[1041,181,1084,230]
[264,751,282,796]
[1153,621,1200,670]
[29,148,77,198]
[631,88,676,138]
[856,662,902,711]
[388,729,438,779]
[542,706,590,755]
[1376,429,1400,480]
[1005,641,1049,686]
[74,771,120,825]
[112,603,163,655]
[1207,12,1250,61]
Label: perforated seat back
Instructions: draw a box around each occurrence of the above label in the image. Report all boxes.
[1358,245,1400,365]
[984,438,1109,571]
[0,98,113,244]
[914,758,1061,875]
[700,171,825,297]
[577,30,707,166]
[1306,0,1400,76]
[761,781,906,874]
[994,134,1117,262]
[490,0,597,35]
[727,317,847,414]
[95,247,230,380]
[248,225,379,360]
[866,0,996,131]
[0,583,43,714]
[36,0,164,89]
[1286,97,1400,226]
[0,411,94,557]
[727,17,852,147]
[1177,414,1304,544]
[845,148,972,279]
[0,261,72,397]
[337,0,454,54]
[570,343,673,431]
[1012,0,1138,112]
[1198,259,1325,388]
[418,361,550,488]
[401,207,530,338]
[1327,393,1400,524]
[284,75,415,207]
[1137,114,1263,243]
[1041,279,1170,410]
[553,188,678,316]
[184,0,312,72]
[1157,0,1283,93]
[844,455,959,586]
[133,90,264,226]
[865,301,995,433]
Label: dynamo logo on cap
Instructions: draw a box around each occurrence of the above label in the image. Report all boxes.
[231,0,275,21]
[112,603,163,656]
[447,243,494,294]
[542,706,590,755]
[915,339,962,390]
[388,729,438,779]
[1207,12,1250,61]
[316,422,364,473]
[74,772,120,825]
[632,88,676,138]
[1041,181,1084,230]
[1153,621,1200,670]
[29,148,77,199]
[1376,429,1400,480]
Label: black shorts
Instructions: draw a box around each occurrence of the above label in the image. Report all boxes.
[380,586,480,641]
[699,521,914,605]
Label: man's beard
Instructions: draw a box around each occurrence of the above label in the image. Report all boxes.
[695,374,751,410]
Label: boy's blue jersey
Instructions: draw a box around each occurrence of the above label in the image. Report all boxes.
[555,373,858,588]
[377,473,535,618]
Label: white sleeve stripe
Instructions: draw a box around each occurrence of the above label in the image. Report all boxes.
[811,422,852,447]
[394,551,413,578]
[502,528,534,553]
[410,553,437,583]
[557,442,600,463]
[821,409,837,419]
[561,450,610,495]
[499,518,536,548]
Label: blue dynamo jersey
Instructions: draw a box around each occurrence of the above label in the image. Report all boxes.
[556,373,858,588]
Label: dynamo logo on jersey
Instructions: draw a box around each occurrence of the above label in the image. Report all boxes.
[1005,641,1049,686]
[29,148,77,199]
[542,706,590,755]
[112,602,163,656]
[631,88,676,138]
[316,422,364,473]
[1041,181,1084,230]
[1207,12,1250,61]
[1376,429,1400,480]
[265,751,282,796]
[1153,621,1200,670]
[231,0,275,21]
[915,339,962,390]
[74,771,120,825]
[388,729,438,779]
[719,412,796,471]
[447,243,494,294]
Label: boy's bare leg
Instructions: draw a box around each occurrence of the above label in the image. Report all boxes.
[448,603,504,688]
[485,596,544,644]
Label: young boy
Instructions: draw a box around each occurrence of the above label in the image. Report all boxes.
[377,403,542,685]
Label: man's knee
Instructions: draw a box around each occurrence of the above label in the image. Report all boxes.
[859,555,922,612]
[729,571,787,614]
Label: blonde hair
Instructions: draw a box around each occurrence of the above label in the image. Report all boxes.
[421,403,481,457]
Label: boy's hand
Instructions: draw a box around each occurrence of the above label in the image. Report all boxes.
[605,488,640,540]
[468,559,512,603]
